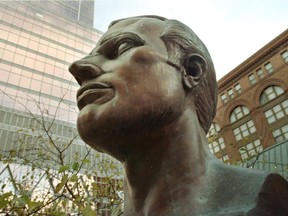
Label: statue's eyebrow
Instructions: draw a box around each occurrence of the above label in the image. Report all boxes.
[99,32,145,46]
[90,32,145,56]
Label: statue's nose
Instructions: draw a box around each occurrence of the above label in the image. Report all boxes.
[69,60,103,85]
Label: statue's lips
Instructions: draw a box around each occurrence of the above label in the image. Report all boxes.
[77,83,114,110]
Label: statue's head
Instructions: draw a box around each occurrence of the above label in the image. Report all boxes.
[69,16,217,159]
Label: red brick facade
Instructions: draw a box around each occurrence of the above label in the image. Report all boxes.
[208,29,288,163]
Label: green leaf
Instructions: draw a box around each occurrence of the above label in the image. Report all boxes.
[110,163,116,169]
[118,181,124,188]
[58,165,69,173]
[91,182,98,190]
[18,194,30,205]
[81,205,96,216]
[0,200,9,208]
[239,147,245,152]
[72,162,79,171]
[70,174,78,182]
[28,200,41,211]
[81,159,91,163]
[0,191,12,201]
[55,174,68,193]
[48,139,54,146]
[1,184,6,190]
[52,212,66,216]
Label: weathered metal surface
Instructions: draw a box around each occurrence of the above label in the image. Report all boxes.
[69,16,288,216]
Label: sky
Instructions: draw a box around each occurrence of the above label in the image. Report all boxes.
[93,0,288,80]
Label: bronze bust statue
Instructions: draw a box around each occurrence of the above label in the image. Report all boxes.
[69,16,288,216]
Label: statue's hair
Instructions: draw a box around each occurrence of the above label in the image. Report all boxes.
[109,16,218,134]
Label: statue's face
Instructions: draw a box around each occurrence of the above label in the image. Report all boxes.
[69,18,186,157]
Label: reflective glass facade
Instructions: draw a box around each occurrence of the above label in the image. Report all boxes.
[0,1,105,164]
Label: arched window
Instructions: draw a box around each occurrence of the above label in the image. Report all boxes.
[260,85,288,143]
[260,85,284,105]
[230,105,249,123]
[207,123,228,162]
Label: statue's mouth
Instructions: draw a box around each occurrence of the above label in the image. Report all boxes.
[77,83,114,110]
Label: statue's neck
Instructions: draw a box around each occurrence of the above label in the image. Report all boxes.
[121,110,214,215]
[118,112,268,216]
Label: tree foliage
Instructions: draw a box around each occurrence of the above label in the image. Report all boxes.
[0,93,123,215]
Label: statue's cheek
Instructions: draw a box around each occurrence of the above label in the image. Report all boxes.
[130,47,161,65]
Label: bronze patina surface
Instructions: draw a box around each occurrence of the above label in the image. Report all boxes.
[69,16,288,216]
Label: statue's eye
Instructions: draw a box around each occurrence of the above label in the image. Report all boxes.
[117,40,136,56]
[97,34,145,59]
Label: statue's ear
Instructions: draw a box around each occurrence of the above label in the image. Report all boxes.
[182,54,207,89]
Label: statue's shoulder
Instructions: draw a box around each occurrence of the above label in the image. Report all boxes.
[247,173,288,216]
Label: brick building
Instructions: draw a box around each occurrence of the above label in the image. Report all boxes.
[207,29,288,164]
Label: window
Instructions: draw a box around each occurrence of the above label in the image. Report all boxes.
[234,83,241,94]
[260,85,288,144]
[230,106,250,123]
[0,110,5,123]
[281,50,288,62]
[208,123,221,137]
[228,89,234,99]
[248,73,256,85]
[260,86,284,105]
[3,112,12,124]
[233,120,256,141]
[221,93,227,104]
[15,115,24,127]
[264,100,288,124]
[208,137,225,154]
[222,155,229,163]
[239,139,262,160]
[273,124,288,143]
[264,62,273,74]
[207,123,227,162]
[256,68,264,79]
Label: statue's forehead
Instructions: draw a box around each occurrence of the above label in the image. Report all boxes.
[99,18,165,44]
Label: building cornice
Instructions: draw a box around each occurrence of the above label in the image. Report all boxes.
[218,29,288,92]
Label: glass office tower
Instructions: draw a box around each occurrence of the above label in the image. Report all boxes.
[0,2,122,214]
[0,0,103,157]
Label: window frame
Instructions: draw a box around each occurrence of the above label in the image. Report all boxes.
[248,73,257,85]
[264,62,273,74]
[281,50,288,62]
[256,68,264,79]
[234,83,241,94]
[220,93,227,104]
[228,88,234,99]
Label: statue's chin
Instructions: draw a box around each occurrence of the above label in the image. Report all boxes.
[76,105,104,145]
[76,104,124,157]
[76,97,185,159]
